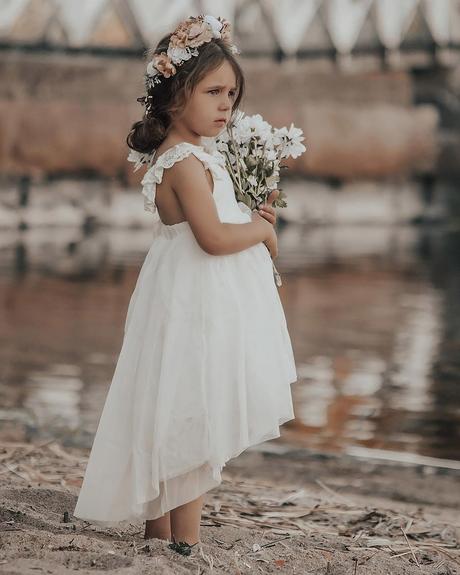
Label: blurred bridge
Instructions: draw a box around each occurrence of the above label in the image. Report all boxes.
[1,0,460,69]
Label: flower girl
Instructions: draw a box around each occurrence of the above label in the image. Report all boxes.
[73,14,298,557]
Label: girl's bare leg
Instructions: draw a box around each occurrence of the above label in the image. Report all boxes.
[144,511,171,540]
[170,494,204,545]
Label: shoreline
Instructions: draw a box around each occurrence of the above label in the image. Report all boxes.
[1,437,459,574]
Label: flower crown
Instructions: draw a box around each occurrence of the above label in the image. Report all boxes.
[137,14,240,113]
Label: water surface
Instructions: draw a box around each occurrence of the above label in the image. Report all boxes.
[0,222,458,461]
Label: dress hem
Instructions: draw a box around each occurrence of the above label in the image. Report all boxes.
[73,377,297,527]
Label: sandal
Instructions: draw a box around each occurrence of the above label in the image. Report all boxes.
[168,537,199,556]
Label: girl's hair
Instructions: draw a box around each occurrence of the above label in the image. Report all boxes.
[126,34,245,154]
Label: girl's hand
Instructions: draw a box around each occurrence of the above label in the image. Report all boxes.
[257,190,279,226]
[263,226,278,260]
[251,210,278,259]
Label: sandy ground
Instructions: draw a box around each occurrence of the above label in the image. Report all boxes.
[0,438,459,574]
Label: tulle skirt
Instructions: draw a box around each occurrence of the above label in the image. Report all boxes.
[73,219,297,525]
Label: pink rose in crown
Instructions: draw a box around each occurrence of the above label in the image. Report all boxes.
[152,52,176,77]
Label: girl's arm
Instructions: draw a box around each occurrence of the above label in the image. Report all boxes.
[170,155,273,256]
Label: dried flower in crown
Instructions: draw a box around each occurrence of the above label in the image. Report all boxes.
[143,14,240,93]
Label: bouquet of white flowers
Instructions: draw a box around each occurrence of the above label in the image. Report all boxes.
[213,111,307,287]
[127,111,306,287]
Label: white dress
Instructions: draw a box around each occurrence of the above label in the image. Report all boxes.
[73,140,298,526]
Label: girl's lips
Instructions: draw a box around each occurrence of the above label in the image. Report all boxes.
[214,119,226,124]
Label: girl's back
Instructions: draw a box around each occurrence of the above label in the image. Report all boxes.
[149,139,215,226]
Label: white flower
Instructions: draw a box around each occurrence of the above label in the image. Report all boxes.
[278,123,307,159]
[283,140,306,159]
[266,174,279,189]
[230,117,252,144]
[204,14,223,37]
[271,131,285,148]
[243,113,272,141]
[286,122,304,140]
[216,138,229,151]
[233,114,272,144]
[167,45,192,65]
[215,112,306,211]
[146,61,159,77]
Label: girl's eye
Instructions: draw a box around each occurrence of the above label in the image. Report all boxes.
[209,89,237,98]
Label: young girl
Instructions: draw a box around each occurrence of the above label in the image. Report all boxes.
[73,14,297,556]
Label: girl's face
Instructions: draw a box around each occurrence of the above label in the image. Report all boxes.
[175,60,238,138]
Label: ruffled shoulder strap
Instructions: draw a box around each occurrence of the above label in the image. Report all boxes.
[140,142,226,217]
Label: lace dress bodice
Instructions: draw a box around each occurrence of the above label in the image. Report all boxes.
[140,141,231,222]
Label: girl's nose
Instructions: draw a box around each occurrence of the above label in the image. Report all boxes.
[220,96,232,109]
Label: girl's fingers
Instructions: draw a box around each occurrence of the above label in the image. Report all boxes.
[263,205,276,216]
[258,206,271,214]
[267,190,279,206]
[259,204,277,225]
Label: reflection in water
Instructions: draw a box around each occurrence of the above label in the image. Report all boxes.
[279,225,459,461]
[24,366,83,431]
[0,222,458,461]
[390,290,441,412]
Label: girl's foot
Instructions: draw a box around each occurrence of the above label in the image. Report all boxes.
[168,537,199,556]
[169,493,204,555]
[144,512,171,540]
